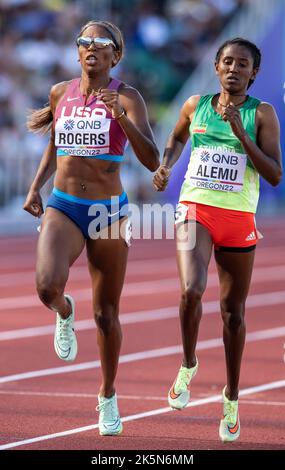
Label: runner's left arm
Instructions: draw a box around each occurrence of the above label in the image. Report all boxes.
[223,102,282,186]
[99,86,159,172]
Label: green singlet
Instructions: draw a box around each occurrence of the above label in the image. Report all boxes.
[179,94,261,213]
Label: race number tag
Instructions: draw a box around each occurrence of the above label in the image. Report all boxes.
[55,109,111,157]
[185,147,247,192]
[174,203,188,224]
[124,218,132,247]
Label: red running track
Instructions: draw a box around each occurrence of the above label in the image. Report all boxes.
[0,219,285,450]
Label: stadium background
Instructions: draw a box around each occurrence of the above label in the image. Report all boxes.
[0,0,284,233]
[0,0,285,454]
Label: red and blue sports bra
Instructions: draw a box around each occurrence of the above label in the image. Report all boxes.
[54,78,127,162]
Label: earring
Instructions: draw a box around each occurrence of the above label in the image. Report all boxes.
[77,58,80,62]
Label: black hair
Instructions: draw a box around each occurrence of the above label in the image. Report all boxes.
[27,20,125,134]
[215,37,261,88]
[77,20,124,66]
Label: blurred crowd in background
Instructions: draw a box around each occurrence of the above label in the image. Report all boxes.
[0,0,249,205]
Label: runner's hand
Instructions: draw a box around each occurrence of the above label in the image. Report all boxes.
[153,165,171,191]
[222,102,247,141]
[23,189,44,218]
[98,89,124,118]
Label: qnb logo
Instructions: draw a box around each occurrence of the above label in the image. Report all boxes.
[64,119,75,131]
[200,150,210,163]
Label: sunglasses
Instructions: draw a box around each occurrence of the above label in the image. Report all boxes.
[76,36,117,49]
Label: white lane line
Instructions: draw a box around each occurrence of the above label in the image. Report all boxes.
[1,379,284,450]
[0,257,177,287]
[1,325,284,384]
[0,279,181,311]
[239,400,285,406]
[1,390,283,407]
[0,262,284,306]
[0,276,183,311]
[0,390,168,401]
[0,239,285,275]
[0,258,284,289]
[0,390,94,398]
[0,264,284,311]
[0,304,191,341]
[0,240,283,265]
[0,251,174,271]
[1,289,285,341]
[0,250,173,272]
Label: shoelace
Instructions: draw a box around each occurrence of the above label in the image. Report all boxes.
[57,315,73,343]
[224,400,238,425]
[175,368,191,392]
[96,398,117,421]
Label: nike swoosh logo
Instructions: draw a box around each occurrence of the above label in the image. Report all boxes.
[169,385,181,400]
[67,97,80,102]
[102,418,121,429]
[55,339,71,358]
[228,419,239,434]
[108,211,120,218]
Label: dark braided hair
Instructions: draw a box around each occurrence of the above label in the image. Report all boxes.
[215,37,261,89]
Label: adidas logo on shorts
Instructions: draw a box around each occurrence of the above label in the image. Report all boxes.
[245,231,256,241]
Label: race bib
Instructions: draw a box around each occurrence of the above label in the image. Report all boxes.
[55,113,111,157]
[185,147,247,192]
[174,203,188,224]
[124,218,132,247]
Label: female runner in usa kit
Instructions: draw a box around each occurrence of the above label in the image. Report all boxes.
[24,20,159,436]
[153,38,282,442]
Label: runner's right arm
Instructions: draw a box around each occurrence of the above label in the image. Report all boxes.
[153,95,200,192]
[23,83,66,217]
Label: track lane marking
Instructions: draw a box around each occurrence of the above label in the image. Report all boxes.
[1,290,285,341]
[1,379,284,450]
[1,325,284,384]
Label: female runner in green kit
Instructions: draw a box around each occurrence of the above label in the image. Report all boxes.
[153,38,282,442]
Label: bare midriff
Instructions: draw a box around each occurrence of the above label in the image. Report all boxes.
[55,156,123,199]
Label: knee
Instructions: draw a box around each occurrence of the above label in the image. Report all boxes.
[94,304,119,335]
[181,283,205,309]
[36,276,64,306]
[221,299,245,333]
